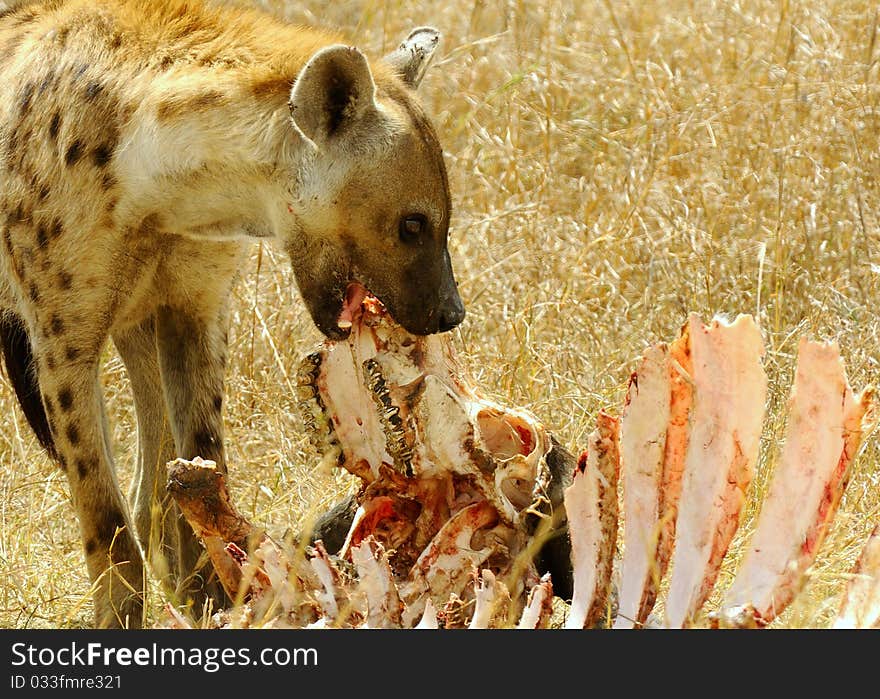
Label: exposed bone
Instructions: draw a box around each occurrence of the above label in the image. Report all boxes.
[408,501,501,613]
[615,345,672,629]
[309,543,342,621]
[564,412,620,629]
[312,344,392,480]
[296,352,342,466]
[166,458,254,546]
[722,339,877,626]
[253,539,298,616]
[162,603,194,629]
[664,314,767,628]
[415,599,440,629]
[351,537,403,628]
[834,525,880,629]
[470,570,501,629]
[517,574,554,629]
[656,332,693,595]
[166,457,263,600]
[297,297,563,624]
[168,303,880,630]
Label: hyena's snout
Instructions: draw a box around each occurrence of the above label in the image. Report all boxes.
[436,280,465,333]
[412,255,466,335]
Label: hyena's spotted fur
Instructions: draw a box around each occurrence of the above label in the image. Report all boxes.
[0,0,463,628]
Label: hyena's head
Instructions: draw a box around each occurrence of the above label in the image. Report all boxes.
[285,28,465,340]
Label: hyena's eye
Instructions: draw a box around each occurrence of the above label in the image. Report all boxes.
[399,214,428,244]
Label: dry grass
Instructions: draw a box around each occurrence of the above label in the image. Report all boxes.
[2,0,879,628]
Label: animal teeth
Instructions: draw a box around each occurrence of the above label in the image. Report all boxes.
[363,358,413,477]
[337,319,353,330]
[296,351,342,463]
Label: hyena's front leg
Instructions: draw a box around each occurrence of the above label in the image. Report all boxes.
[34,341,145,628]
[155,304,229,609]
[113,318,179,584]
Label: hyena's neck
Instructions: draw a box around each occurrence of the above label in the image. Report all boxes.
[103,1,348,240]
[114,74,303,241]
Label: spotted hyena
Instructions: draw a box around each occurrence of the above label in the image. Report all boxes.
[0,0,464,628]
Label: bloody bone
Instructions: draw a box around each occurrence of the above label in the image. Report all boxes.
[615,345,671,629]
[168,296,574,628]
[166,457,261,600]
[834,525,880,629]
[167,457,555,628]
[517,574,554,629]
[564,412,620,629]
[656,332,692,599]
[166,306,880,629]
[614,332,693,629]
[721,339,877,626]
[296,296,574,623]
[664,314,767,628]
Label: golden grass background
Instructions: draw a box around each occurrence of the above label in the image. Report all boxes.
[1,0,879,627]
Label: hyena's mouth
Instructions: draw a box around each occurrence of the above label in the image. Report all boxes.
[336,281,369,332]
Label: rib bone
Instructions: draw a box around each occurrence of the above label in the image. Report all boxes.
[615,345,671,628]
[564,412,620,629]
[834,525,880,629]
[723,339,877,625]
[664,314,767,628]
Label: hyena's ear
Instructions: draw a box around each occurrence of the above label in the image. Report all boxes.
[384,27,441,89]
[290,45,378,145]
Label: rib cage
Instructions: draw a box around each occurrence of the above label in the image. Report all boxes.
[168,310,879,629]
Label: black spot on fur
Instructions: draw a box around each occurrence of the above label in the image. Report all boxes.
[38,183,50,201]
[58,387,73,412]
[93,143,113,168]
[213,395,223,411]
[66,423,80,445]
[50,314,64,335]
[19,81,35,114]
[85,80,103,101]
[4,126,18,171]
[0,315,58,458]
[65,346,78,361]
[36,223,48,248]
[39,70,55,95]
[76,457,94,480]
[50,218,63,240]
[48,112,61,140]
[101,173,116,191]
[95,509,126,547]
[14,254,27,282]
[58,270,72,289]
[65,140,83,166]
[85,537,98,555]
[28,282,39,303]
